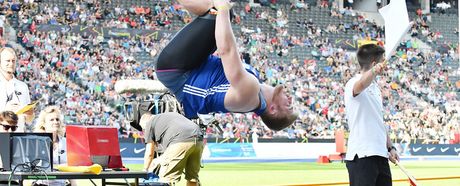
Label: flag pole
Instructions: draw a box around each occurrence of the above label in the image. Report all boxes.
[396,161,418,186]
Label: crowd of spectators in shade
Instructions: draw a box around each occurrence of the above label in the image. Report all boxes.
[1,0,459,143]
[13,0,192,31]
[12,27,173,130]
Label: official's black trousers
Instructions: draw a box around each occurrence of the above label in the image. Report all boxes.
[346,155,392,186]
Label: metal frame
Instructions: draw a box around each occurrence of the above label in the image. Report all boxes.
[0,171,148,186]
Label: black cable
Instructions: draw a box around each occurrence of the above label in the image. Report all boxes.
[8,158,51,186]
[8,163,31,186]
[30,159,51,170]
[31,170,42,186]
[38,169,49,185]
[30,168,49,186]
[8,163,22,186]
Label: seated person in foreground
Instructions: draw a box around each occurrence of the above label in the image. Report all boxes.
[34,106,77,186]
[0,111,18,132]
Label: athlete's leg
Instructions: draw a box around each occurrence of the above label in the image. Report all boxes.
[156,4,217,71]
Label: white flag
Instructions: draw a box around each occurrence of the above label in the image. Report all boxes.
[378,0,412,60]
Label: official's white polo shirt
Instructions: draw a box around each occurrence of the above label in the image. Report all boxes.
[0,75,31,112]
[344,74,388,160]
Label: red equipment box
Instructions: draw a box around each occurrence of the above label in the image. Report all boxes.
[66,125,123,168]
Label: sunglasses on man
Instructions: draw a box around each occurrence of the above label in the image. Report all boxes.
[1,124,18,132]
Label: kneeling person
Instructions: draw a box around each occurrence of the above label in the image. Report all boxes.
[140,112,203,186]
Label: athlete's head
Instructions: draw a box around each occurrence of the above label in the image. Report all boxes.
[260,85,298,131]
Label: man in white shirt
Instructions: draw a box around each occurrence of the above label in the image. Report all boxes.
[344,44,399,186]
[0,47,34,132]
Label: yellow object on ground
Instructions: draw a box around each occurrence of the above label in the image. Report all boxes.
[57,164,103,175]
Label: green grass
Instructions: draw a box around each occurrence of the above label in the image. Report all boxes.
[123,161,460,186]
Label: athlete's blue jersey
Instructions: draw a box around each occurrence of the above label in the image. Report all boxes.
[179,55,261,118]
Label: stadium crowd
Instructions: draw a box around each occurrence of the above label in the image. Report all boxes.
[15,0,191,31]
[1,0,458,143]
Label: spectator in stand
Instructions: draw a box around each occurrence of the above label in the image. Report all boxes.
[34,105,78,186]
[0,110,18,132]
